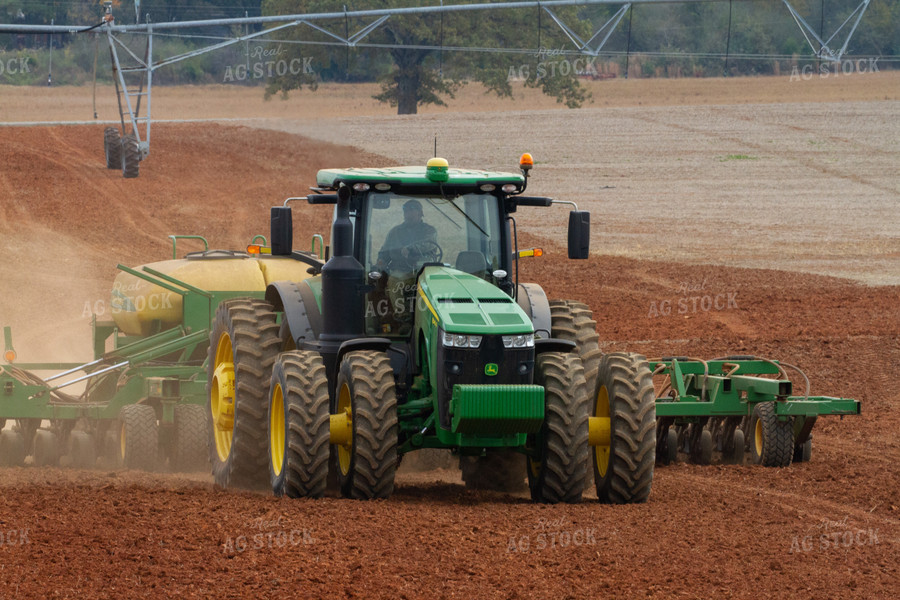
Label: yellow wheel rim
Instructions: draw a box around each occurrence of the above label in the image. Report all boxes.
[210,332,236,463]
[594,384,611,477]
[270,383,285,477]
[336,382,353,476]
[120,423,126,460]
[755,418,764,456]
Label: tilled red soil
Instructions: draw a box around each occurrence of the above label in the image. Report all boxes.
[0,125,897,598]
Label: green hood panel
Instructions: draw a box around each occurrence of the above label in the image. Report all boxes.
[419,267,532,334]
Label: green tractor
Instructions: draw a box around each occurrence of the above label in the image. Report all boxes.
[208,155,654,503]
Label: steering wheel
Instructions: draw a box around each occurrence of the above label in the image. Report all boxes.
[405,239,443,264]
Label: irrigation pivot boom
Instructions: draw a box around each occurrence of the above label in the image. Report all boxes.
[0,0,875,177]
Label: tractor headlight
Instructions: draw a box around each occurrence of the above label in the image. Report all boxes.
[502,334,534,348]
[442,331,483,349]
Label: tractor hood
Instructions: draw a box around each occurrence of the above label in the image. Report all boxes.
[418,267,532,334]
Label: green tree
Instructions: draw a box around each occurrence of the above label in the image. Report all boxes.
[261,0,591,114]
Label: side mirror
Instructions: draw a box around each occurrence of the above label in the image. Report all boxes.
[270,206,293,256]
[567,210,590,259]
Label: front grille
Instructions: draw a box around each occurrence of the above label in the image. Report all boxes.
[436,335,535,430]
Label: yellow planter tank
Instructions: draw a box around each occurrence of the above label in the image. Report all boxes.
[111,255,312,336]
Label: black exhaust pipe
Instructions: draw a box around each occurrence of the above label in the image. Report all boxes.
[319,183,365,343]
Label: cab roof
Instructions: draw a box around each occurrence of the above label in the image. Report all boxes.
[316,166,525,189]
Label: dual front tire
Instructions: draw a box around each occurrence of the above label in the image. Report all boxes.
[268,351,331,498]
[592,352,656,503]
[267,350,398,500]
[526,352,590,503]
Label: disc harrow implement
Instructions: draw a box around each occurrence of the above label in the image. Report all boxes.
[651,356,859,466]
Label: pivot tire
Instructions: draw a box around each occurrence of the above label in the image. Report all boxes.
[172,404,209,472]
[119,404,158,470]
[334,351,398,500]
[549,300,602,384]
[33,430,60,467]
[103,127,121,169]
[749,402,794,467]
[269,351,330,498]
[593,352,656,503]
[0,430,26,467]
[207,299,281,489]
[68,431,97,469]
[526,352,590,504]
[120,134,140,179]
[460,451,526,492]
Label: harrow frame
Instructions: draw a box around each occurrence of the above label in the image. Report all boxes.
[652,357,859,466]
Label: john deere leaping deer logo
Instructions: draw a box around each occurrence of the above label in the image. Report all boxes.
[484,363,499,377]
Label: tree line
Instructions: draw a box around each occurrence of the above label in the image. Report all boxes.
[1,0,896,113]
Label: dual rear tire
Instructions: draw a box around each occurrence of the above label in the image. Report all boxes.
[207,299,282,490]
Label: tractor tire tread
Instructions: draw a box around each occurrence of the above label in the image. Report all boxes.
[208,298,281,490]
[276,351,330,498]
[595,352,656,504]
[549,300,602,384]
[338,351,398,500]
[529,352,590,503]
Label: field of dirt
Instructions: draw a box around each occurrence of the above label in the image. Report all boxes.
[2,71,898,122]
[0,78,898,598]
[7,74,897,285]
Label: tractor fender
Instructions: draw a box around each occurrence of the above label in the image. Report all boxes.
[534,338,577,355]
[265,280,322,346]
[517,283,552,339]
[336,338,393,366]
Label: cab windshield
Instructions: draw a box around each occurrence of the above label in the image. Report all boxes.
[361,191,505,337]
[363,192,503,279]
